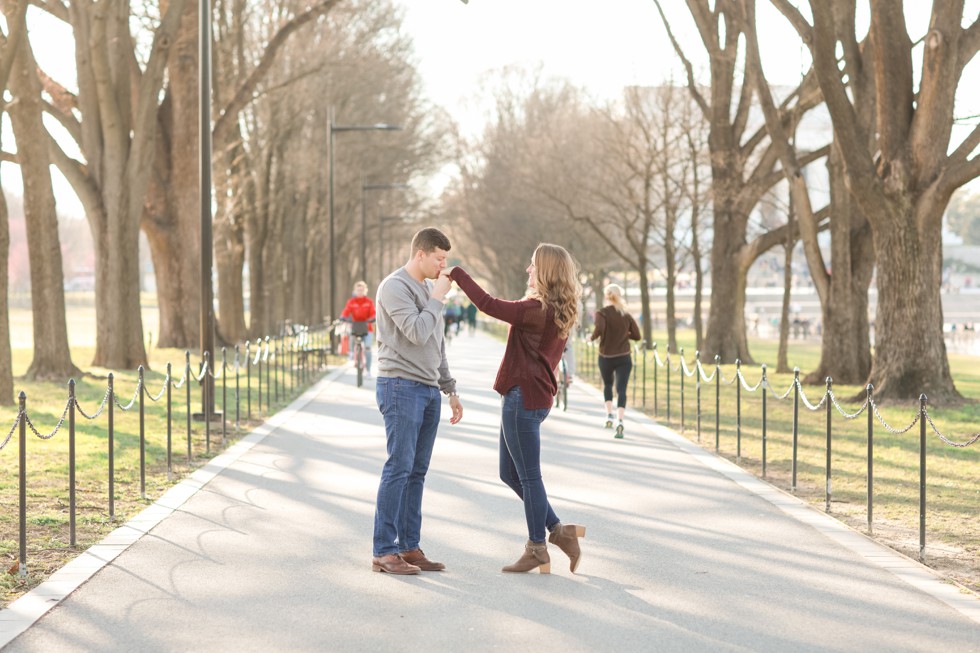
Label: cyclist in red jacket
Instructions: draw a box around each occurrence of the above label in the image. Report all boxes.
[341,280,377,373]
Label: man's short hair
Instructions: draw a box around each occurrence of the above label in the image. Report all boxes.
[411,227,451,254]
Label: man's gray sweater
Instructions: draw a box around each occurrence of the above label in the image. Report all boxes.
[375,267,456,394]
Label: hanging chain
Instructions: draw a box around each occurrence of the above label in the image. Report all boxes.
[24,399,72,440]
[828,390,869,419]
[924,409,980,447]
[75,387,112,420]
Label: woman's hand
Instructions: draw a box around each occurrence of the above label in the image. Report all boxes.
[440,266,456,278]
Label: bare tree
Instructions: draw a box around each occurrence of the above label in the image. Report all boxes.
[652,0,828,364]
[4,0,79,380]
[0,0,29,403]
[743,0,874,385]
[40,0,188,369]
[773,0,979,401]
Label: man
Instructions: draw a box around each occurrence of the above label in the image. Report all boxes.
[371,227,464,575]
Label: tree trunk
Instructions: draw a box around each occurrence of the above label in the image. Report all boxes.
[143,0,201,349]
[92,199,148,370]
[704,202,752,364]
[7,30,79,380]
[0,189,14,404]
[804,142,874,385]
[215,211,247,343]
[777,241,793,374]
[869,201,955,401]
[664,237,678,353]
[638,264,653,347]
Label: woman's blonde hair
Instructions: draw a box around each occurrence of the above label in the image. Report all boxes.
[526,244,581,338]
[604,283,627,315]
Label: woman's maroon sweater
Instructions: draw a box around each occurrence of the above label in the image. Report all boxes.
[449,267,566,409]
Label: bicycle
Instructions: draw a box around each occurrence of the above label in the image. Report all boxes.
[341,319,373,388]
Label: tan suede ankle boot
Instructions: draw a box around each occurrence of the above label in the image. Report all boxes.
[548,523,586,573]
[502,540,550,574]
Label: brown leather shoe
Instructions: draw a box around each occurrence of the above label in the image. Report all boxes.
[502,540,550,574]
[372,554,420,575]
[399,548,446,571]
[548,523,586,573]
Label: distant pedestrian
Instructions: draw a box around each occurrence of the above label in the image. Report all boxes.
[465,300,478,335]
[371,227,464,576]
[444,243,587,575]
[590,283,641,438]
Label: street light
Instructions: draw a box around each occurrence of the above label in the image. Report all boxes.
[361,182,409,284]
[328,108,401,328]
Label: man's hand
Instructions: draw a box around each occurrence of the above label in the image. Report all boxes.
[448,395,463,424]
[432,273,452,300]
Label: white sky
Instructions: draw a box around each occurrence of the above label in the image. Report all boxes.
[397,0,815,133]
[6,1,980,211]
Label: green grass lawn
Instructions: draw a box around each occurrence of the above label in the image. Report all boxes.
[0,304,342,606]
[570,330,980,593]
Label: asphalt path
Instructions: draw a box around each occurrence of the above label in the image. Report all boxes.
[1,331,977,652]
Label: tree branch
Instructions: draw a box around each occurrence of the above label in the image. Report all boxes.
[0,0,29,94]
[213,0,342,149]
[742,0,829,303]
[651,0,710,116]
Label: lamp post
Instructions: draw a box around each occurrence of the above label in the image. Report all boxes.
[327,108,401,328]
[361,182,409,284]
[199,0,216,419]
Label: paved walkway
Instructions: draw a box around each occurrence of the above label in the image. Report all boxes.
[0,331,977,652]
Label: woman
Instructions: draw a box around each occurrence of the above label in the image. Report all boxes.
[340,280,376,373]
[590,283,641,438]
[445,244,586,574]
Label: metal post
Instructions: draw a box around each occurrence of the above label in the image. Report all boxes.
[185,352,192,461]
[825,376,832,512]
[328,106,337,333]
[867,384,874,534]
[108,374,115,520]
[167,362,173,481]
[653,343,659,417]
[221,346,227,444]
[736,359,742,463]
[199,0,216,420]
[714,355,720,452]
[641,341,647,407]
[235,345,240,432]
[761,365,768,478]
[258,339,264,414]
[695,351,701,443]
[68,380,76,546]
[204,352,211,454]
[919,394,927,560]
[792,368,800,492]
[246,341,252,421]
[679,348,685,432]
[139,366,146,500]
[18,391,26,577]
[666,346,671,424]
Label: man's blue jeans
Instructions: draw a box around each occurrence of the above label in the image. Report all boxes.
[499,386,560,543]
[373,377,441,557]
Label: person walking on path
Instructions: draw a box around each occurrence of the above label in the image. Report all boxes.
[444,244,586,575]
[340,280,376,374]
[371,227,464,576]
[590,283,641,438]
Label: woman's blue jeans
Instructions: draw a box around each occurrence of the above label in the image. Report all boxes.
[499,386,560,543]
[373,377,441,557]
